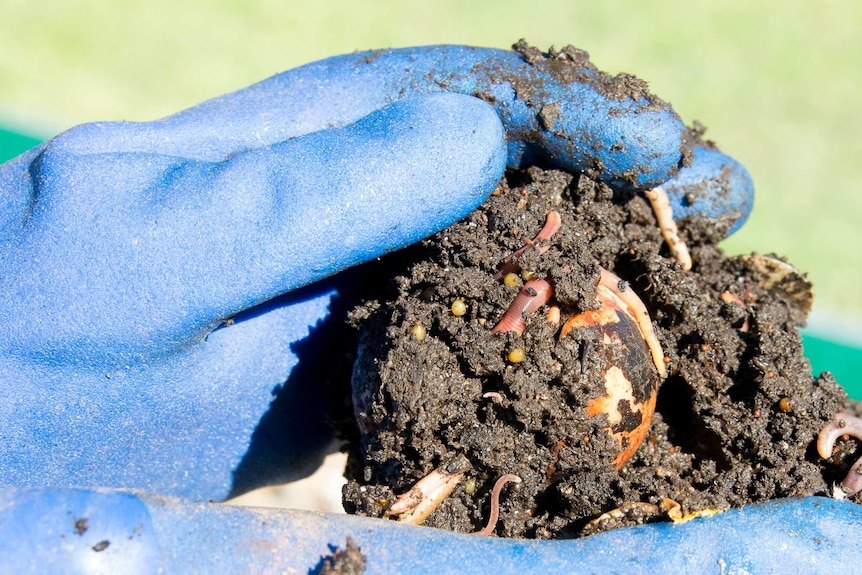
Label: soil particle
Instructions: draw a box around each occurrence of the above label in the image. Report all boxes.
[317,537,367,575]
[339,165,852,539]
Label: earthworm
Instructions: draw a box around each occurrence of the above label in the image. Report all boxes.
[644,186,692,271]
[840,458,862,499]
[494,211,561,280]
[387,467,465,524]
[472,474,522,536]
[817,412,862,498]
[571,268,666,378]
[491,279,554,337]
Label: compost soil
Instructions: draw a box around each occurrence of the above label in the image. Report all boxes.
[317,538,367,575]
[329,48,855,540]
[333,163,859,539]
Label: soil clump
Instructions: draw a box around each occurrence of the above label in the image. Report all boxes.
[336,162,853,539]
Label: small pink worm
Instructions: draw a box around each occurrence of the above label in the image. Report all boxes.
[494,211,562,280]
[491,279,554,337]
[472,474,522,536]
[482,391,504,403]
[817,412,862,498]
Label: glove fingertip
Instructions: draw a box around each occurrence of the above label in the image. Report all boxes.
[662,145,755,237]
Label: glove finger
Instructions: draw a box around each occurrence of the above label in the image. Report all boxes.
[62,45,687,190]
[662,145,755,237]
[162,92,505,331]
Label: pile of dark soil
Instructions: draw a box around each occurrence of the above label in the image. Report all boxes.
[335,161,855,539]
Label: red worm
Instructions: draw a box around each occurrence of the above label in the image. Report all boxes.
[818,412,862,498]
[817,412,859,459]
[495,211,561,280]
[472,474,522,536]
[491,279,554,337]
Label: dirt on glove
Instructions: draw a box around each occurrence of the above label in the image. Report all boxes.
[326,48,855,540]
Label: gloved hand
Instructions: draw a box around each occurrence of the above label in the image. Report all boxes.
[6,44,843,575]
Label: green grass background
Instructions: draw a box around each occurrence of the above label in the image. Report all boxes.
[1,0,860,393]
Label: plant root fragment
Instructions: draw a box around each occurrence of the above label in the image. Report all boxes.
[386,467,465,525]
[644,186,691,271]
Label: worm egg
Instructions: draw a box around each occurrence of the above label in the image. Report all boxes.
[412,322,427,341]
[503,273,521,287]
[507,348,527,363]
[451,298,468,316]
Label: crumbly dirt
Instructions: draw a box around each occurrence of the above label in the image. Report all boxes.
[483,42,694,185]
[316,537,367,575]
[512,40,667,110]
[335,164,857,539]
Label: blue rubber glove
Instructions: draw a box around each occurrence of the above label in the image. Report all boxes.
[664,144,753,235]
[0,45,807,574]
[1,488,860,573]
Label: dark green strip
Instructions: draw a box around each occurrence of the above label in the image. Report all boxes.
[0,126,42,163]
[803,333,862,400]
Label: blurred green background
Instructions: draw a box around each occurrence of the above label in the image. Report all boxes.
[1,0,860,394]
